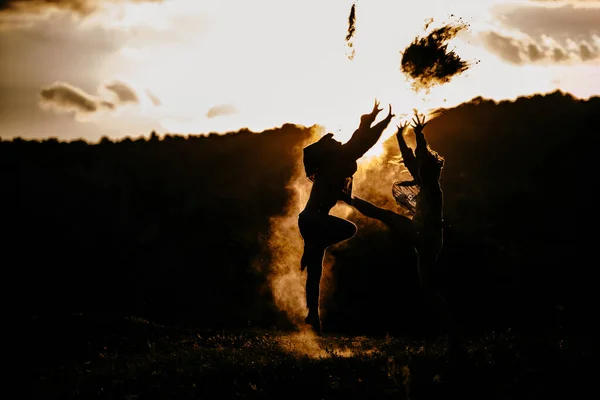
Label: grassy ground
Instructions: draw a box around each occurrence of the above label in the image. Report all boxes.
[31,315,597,399]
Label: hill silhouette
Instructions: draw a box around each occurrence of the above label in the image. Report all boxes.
[4,90,599,335]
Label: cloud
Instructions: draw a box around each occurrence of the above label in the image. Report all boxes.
[529,1,599,2]
[145,89,161,106]
[206,104,238,119]
[0,0,164,29]
[102,80,139,103]
[38,79,158,120]
[0,0,163,16]
[482,31,525,64]
[493,3,600,42]
[39,81,114,118]
[481,2,600,65]
[481,30,600,65]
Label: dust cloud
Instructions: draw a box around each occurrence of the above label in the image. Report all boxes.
[264,127,409,322]
[263,126,417,357]
[264,126,321,326]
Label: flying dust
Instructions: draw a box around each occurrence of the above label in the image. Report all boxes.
[262,124,407,358]
[400,17,472,93]
[345,2,357,61]
[262,125,338,357]
[263,126,408,310]
[264,125,316,326]
[264,9,473,355]
[276,328,357,359]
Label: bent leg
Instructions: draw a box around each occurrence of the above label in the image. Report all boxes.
[320,215,357,248]
[298,213,356,333]
[351,196,417,245]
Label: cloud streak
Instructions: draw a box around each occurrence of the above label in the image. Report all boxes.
[0,0,164,28]
[481,31,600,64]
[39,81,114,118]
[0,0,163,16]
[480,2,600,65]
[206,104,238,119]
[102,80,139,103]
[493,3,600,41]
[39,79,158,120]
[145,89,161,106]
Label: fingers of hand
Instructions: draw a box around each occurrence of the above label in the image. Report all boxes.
[373,98,381,111]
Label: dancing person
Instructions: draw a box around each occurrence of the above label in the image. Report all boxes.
[342,112,466,354]
[299,99,395,334]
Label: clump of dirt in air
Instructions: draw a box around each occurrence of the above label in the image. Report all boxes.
[400,17,472,92]
[345,2,357,61]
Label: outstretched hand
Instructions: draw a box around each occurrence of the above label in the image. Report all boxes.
[411,110,427,133]
[370,98,383,116]
[397,121,410,134]
[385,104,395,119]
[360,98,386,126]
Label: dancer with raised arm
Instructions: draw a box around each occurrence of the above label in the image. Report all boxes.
[299,99,394,334]
[343,111,466,355]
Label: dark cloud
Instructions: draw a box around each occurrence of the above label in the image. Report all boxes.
[0,0,164,29]
[481,30,599,64]
[206,104,238,119]
[1,0,97,15]
[39,81,114,116]
[103,80,139,104]
[0,0,163,17]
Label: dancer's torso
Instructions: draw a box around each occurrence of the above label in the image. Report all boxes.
[302,152,357,215]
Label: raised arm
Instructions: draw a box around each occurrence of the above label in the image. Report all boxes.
[359,98,383,129]
[411,111,429,157]
[343,102,395,160]
[396,122,419,183]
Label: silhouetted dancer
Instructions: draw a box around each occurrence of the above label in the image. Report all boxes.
[343,112,467,355]
[299,99,395,334]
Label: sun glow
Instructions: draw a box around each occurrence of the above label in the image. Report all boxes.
[98,0,519,149]
[29,0,594,146]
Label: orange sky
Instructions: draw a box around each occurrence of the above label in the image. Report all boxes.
[0,0,598,143]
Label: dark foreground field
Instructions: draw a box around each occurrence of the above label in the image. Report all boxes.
[31,314,597,400]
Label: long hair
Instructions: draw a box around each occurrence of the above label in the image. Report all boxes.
[419,146,445,184]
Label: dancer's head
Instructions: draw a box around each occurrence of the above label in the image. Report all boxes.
[419,148,445,183]
[303,133,343,181]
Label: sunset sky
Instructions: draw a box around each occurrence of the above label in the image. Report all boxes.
[1,0,598,143]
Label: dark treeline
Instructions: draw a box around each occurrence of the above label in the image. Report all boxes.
[330,91,600,336]
[4,125,314,328]
[5,90,599,336]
